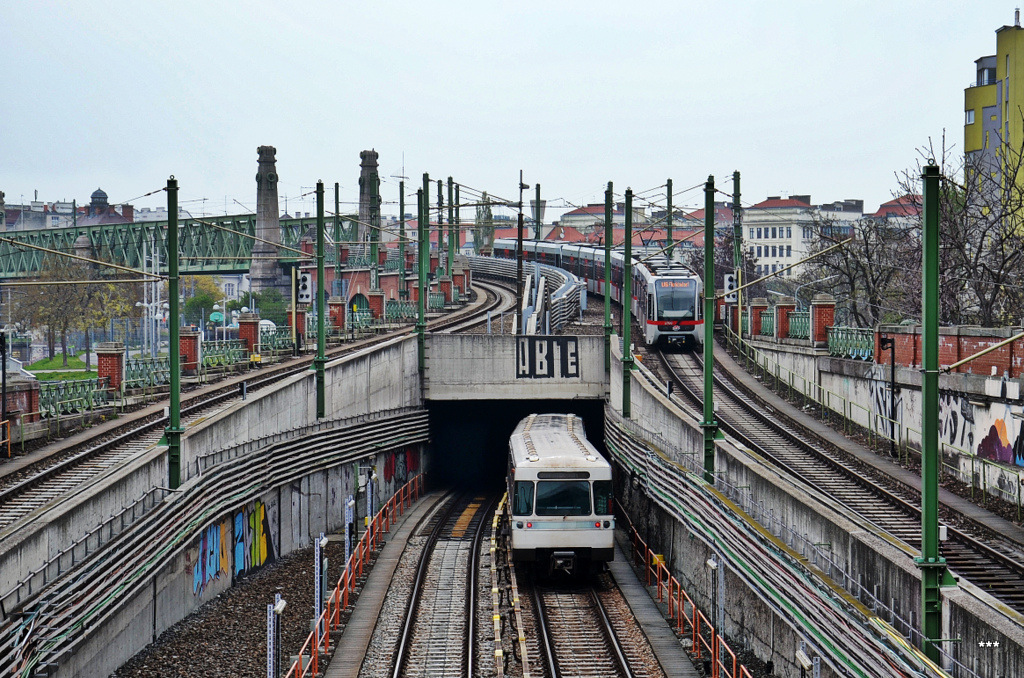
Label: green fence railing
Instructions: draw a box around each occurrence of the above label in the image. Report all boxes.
[788,311,810,339]
[385,300,416,321]
[203,339,247,368]
[260,328,293,352]
[124,356,171,389]
[828,326,874,360]
[39,377,111,417]
[759,310,774,337]
[428,292,445,310]
[741,311,749,335]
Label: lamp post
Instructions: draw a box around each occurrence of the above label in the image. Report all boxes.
[879,335,897,457]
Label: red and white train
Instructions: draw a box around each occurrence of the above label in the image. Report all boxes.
[492,239,704,347]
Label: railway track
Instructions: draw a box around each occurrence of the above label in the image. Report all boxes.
[516,571,665,678]
[657,346,1024,613]
[392,493,497,678]
[0,281,513,535]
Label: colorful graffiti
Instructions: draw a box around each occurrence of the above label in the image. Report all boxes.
[868,364,903,440]
[188,498,275,597]
[978,419,1015,464]
[234,499,272,576]
[190,521,230,596]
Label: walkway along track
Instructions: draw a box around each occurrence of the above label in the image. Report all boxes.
[391,493,498,678]
[0,411,430,675]
[657,346,1024,615]
[0,280,512,534]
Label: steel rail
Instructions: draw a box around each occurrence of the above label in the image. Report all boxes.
[589,588,634,678]
[466,495,500,678]
[530,583,559,678]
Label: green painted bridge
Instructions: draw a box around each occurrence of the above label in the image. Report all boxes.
[0,213,359,278]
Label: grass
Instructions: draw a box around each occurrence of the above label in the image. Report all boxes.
[27,354,88,370]
[34,370,99,382]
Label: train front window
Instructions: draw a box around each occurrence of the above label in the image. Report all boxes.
[656,280,696,320]
[512,481,534,516]
[535,481,591,516]
[593,480,613,515]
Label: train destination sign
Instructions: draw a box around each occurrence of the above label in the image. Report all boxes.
[657,280,694,289]
[516,336,580,379]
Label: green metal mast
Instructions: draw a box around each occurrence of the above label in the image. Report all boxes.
[918,162,949,662]
[455,184,460,255]
[437,180,444,274]
[732,172,743,330]
[417,176,428,373]
[334,182,341,297]
[370,173,380,288]
[604,182,613,373]
[314,181,326,419]
[165,176,183,489]
[535,184,541,240]
[622,189,634,418]
[666,178,673,261]
[399,181,406,296]
[702,175,718,483]
[448,177,455,271]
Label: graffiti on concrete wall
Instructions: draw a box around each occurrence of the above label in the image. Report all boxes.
[189,521,230,596]
[234,499,272,576]
[868,364,903,440]
[939,391,975,452]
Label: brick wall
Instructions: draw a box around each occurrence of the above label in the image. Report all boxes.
[876,325,1024,376]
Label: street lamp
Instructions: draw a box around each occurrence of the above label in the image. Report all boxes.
[879,334,898,458]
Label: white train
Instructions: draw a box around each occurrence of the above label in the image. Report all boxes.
[507,413,614,575]
[492,239,704,347]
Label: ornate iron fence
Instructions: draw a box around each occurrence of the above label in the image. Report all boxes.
[260,328,293,352]
[385,300,416,321]
[39,378,111,417]
[202,339,247,368]
[123,356,171,389]
[759,310,774,337]
[787,311,810,339]
[428,292,445,310]
[828,326,874,360]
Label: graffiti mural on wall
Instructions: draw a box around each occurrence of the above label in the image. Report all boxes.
[189,522,230,596]
[868,364,903,441]
[188,498,276,597]
[939,391,975,452]
[234,499,272,576]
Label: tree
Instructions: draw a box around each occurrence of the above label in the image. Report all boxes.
[15,256,92,365]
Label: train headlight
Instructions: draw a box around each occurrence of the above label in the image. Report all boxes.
[516,521,523,529]
[604,521,611,528]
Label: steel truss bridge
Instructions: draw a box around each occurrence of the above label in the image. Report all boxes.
[0,214,359,278]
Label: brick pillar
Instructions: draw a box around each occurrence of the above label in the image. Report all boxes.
[810,293,835,347]
[367,291,385,319]
[464,268,472,293]
[405,250,416,270]
[430,253,439,275]
[4,380,40,423]
[328,298,345,330]
[340,246,349,264]
[439,277,452,303]
[96,341,125,391]
[749,298,768,337]
[180,330,200,375]
[775,297,797,340]
[409,285,420,303]
[379,248,388,266]
[287,310,306,344]
[237,313,260,353]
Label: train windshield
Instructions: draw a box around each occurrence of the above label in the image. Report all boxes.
[593,480,613,515]
[655,279,697,320]
[512,481,534,516]
[535,481,591,516]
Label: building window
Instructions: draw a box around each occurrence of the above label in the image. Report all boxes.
[965,109,975,125]
[786,245,792,257]
[786,227,792,238]
[749,246,755,257]
[771,245,777,257]
[749,228,754,239]
[771,227,777,239]
[756,227,762,239]
[756,245,762,257]
[771,264,777,273]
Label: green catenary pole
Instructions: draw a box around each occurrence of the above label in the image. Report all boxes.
[165,176,183,489]
[918,162,949,662]
[604,182,613,373]
[314,181,326,418]
[437,179,444,275]
[732,171,743,332]
[454,184,461,253]
[417,180,428,373]
[334,182,341,297]
[622,188,634,418]
[666,178,673,260]
[535,183,541,240]
[399,181,406,296]
[448,177,455,271]
[703,175,718,483]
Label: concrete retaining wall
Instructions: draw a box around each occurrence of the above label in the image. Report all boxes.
[425,334,605,400]
[610,337,1024,677]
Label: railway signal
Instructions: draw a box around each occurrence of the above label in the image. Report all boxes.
[297,272,312,304]
[723,274,737,303]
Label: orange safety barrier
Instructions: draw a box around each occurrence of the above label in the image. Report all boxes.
[617,501,754,678]
[285,474,423,678]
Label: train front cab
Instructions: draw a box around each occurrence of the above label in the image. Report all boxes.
[650,277,702,348]
[509,471,615,575]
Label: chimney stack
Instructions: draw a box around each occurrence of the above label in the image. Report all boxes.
[1017,7,1020,26]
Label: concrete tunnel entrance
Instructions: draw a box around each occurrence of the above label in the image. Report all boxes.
[426,399,606,489]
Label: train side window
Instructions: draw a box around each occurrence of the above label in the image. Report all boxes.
[512,481,534,515]
[593,480,613,515]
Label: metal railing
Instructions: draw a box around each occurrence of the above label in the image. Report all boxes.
[202,339,247,368]
[787,310,810,339]
[385,300,416,321]
[260,327,293,353]
[759,310,774,337]
[468,255,582,332]
[39,377,110,417]
[428,292,445,310]
[123,355,170,389]
[741,311,748,335]
[828,326,874,360]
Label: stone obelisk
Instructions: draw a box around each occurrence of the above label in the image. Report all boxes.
[250,145,284,293]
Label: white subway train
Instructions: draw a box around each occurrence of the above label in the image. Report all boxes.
[492,239,703,347]
[507,413,614,575]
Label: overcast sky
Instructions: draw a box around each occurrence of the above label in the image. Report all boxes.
[1,2,1016,221]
